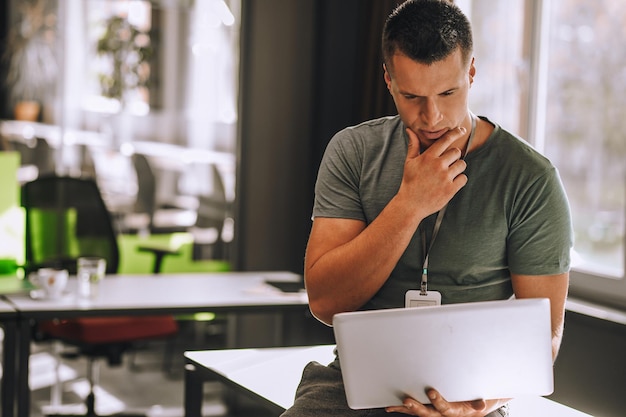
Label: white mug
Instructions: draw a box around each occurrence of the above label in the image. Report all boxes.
[29,268,69,299]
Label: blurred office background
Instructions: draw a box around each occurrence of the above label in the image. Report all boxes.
[1,1,625,417]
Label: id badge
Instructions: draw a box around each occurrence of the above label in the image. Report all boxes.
[405,290,441,308]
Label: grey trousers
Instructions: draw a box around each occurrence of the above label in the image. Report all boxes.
[280,361,509,417]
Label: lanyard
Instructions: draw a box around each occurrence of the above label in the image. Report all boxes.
[419,113,477,295]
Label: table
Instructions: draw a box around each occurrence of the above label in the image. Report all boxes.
[2,271,308,417]
[184,345,593,417]
[0,298,18,417]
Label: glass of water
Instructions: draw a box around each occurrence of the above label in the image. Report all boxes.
[77,257,106,300]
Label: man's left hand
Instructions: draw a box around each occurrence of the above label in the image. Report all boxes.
[385,389,503,416]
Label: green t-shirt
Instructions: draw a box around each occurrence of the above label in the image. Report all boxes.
[313,115,573,309]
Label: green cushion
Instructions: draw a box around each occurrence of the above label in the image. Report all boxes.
[28,207,80,264]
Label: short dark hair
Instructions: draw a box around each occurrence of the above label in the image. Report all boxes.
[382,0,473,70]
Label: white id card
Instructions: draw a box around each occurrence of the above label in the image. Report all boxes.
[405,290,442,308]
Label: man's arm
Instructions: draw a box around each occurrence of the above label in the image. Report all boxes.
[511,272,569,360]
[305,214,415,326]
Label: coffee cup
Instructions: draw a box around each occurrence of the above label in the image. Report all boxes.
[29,268,68,299]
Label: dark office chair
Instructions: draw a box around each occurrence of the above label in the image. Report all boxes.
[22,175,179,417]
[121,153,197,235]
[188,163,232,261]
[135,162,232,268]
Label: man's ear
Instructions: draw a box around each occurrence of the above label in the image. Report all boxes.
[383,63,392,90]
[468,57,476,86]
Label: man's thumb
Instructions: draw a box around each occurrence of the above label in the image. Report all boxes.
[405,128,420,158]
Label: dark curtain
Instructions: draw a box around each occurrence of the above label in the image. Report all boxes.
[232,0,405,273]
[354,0,402,122]
[311,0,401,170]
[0,0,11,120]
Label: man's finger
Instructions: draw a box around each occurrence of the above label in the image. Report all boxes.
[427,389,452,414]
[405,128,420,159]
[425,126,467,156]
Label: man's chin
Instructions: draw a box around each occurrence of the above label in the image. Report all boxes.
[419,137,439,150]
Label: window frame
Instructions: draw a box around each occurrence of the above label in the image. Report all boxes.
[526,0,626,309]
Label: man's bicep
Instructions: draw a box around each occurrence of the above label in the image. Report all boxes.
[511,272,569,357]
[305,217,366,271]
[510,272,569,303]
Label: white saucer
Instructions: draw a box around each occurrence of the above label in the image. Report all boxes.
[29,289,71,301]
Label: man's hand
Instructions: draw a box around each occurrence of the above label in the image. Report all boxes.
[385,389,508,416]
[398,127,469,220]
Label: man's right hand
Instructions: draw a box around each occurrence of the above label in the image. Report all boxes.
[399,126,469,219]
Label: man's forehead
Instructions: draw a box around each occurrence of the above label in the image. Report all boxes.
[387,51,469,93]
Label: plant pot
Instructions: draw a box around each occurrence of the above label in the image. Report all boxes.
[14,101,41,121]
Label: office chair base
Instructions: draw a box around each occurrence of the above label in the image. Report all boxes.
[43,377,145,417]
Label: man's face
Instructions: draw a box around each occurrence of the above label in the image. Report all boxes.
[384,48,475,151]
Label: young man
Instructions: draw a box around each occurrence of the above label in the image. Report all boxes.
[284,1,572,416]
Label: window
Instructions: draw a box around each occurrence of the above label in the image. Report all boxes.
[466,0,626,309]
[84,0,154,115]
[59,0,240,208]
[543,0,626,307]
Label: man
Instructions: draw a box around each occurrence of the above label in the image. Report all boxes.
[283,1,572,416]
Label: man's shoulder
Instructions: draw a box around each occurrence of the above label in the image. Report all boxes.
[481,118,553,168]
[342,115,402,137]
[331,115,403,149]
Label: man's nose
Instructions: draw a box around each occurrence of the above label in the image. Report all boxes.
[420,100,442,127]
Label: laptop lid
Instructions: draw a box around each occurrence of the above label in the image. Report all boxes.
[332,298,554,409]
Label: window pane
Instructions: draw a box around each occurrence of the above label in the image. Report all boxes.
[84,0,153,115]
[544,0,626,277]
[465,0,526,135]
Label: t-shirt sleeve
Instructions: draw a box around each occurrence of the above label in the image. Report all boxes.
[507,166,573,275]
[312,130,366,221]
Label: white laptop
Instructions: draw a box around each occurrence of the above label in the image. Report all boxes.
[332,298,554,409]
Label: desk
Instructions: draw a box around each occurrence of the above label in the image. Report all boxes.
[0,299,18,417]
[3,271,308,417]
[184,345,593,417]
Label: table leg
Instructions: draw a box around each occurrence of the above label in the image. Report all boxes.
[271,312,284,346]
[17,318,32,417]
[225,313,237,348]
[225,312,286,348]
[2,319,17,417]
[184,363,203,417]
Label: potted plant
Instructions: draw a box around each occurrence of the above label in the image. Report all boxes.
[2,0,58,121]
[96,14,152,107]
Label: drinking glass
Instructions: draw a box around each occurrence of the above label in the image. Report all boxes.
[77,257,106,299]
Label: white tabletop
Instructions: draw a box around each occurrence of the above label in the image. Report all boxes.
[185,345,592,417]
[0,299,17,317]
[5,271,307,317]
